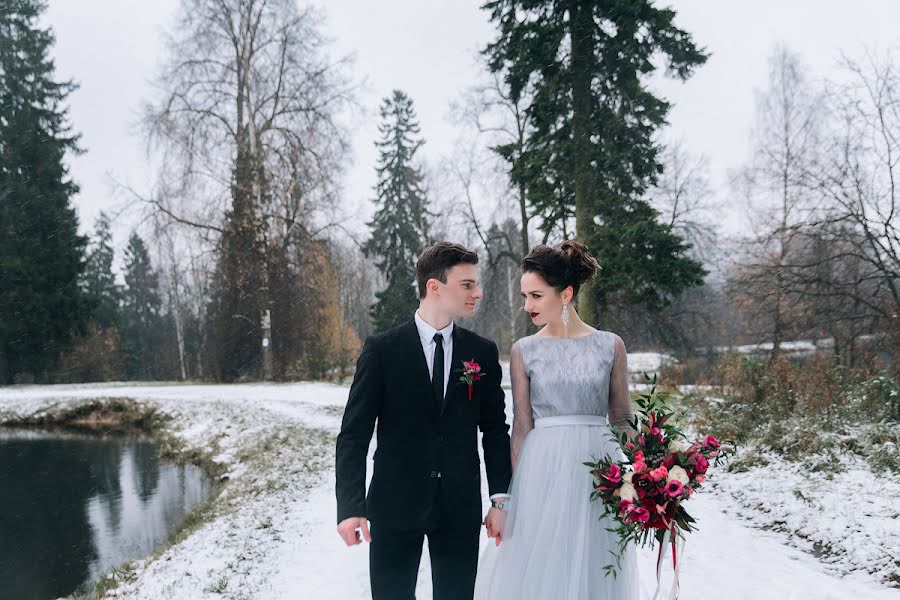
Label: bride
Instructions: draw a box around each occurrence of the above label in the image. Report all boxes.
[474,240,640,599]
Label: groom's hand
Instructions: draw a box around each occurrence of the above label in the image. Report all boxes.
[337,517,371,546]
[484,508,505,546]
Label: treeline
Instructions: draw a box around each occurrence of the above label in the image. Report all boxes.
[2,1,896,385]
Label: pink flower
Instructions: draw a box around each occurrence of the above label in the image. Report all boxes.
[633,451,645,463]
[704,435,720,449]
[649,466,668,482]
[665,480,684,497]
[694,475,705,484]
[625,506,650,524]
[625,441,636,451]
[632,461,647,473]
[606,463,622,484]
[618,499,633,514]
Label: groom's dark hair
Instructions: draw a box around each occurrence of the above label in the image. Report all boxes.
[416,242,479,298]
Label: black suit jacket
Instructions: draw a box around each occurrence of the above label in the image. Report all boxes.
[335,318,513,530]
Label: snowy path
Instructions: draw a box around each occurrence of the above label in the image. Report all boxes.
[266,462,898,600]
[1,381,897,599]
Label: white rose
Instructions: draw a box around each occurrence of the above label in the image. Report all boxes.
[622,471,634,484]
[667,465,690,485]
[619,482,638,502]
[668,439,691,454]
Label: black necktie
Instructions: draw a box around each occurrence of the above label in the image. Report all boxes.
[432,332,444,413]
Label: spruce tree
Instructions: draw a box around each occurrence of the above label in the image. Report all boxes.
[121,232,162,379]
[363,90,431,332]
[0,0,88,383]
[483,0,709,320]
[82,212,121,329]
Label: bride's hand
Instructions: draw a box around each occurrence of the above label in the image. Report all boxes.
[484,508,506,546]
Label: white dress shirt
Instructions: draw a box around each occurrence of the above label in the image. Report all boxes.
[414,310,454,398]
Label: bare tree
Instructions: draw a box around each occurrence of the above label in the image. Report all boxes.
[810,50,900,369]
[450,71,537,256]
[138,0,354,380]
[649,140,720,264]
[780,224,880,366]
[730,46,824,360]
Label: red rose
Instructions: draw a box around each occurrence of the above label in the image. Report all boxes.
[694,454,709,474]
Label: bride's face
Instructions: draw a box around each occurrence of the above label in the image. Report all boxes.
[520,271,568,326]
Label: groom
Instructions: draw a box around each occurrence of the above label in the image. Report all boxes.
[336,241,513,599]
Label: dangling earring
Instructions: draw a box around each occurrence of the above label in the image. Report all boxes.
[561,303,570,331]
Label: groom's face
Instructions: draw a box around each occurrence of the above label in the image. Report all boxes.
[438,263,483,318]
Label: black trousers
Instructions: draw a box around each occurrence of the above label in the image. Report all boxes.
[369,516,480,600]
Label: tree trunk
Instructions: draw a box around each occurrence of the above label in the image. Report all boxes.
[518,181,530,260]
[0,344,8,385]
[569,0,597,324]
[171,290,187,381]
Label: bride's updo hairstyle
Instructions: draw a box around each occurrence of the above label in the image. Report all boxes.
[521,240,599,297]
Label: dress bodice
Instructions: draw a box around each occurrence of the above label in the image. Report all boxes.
[516,330,617,419]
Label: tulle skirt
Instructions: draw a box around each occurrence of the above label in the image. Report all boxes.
[475,416,640,599]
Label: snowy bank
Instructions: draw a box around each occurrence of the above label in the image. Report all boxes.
[1,381,897,598]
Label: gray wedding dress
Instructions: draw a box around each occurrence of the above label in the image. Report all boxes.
[474,329,640,599]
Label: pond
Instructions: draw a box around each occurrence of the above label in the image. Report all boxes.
[0,428,213,600]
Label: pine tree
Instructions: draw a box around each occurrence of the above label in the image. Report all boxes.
[483,0,709,320]
[0,0,88,383]
[82,212,121,329]
[363,90,431,332]
[121,232,162,379]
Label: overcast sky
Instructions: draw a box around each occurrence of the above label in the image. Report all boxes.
[40,0,900,254]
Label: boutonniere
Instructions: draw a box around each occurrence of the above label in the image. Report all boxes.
[456,359,484,401]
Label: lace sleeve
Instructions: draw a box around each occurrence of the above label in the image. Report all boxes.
[510,340,533,471]
[608,334,635,435]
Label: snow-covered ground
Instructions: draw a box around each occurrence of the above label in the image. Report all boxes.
[627,352,678,375]
[1,380,898,599]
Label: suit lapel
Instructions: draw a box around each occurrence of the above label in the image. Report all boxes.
[400,319,432,393]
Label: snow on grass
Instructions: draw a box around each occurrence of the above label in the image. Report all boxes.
[1,381,898,598]
[627,352,678,374]
[709,445,900,587]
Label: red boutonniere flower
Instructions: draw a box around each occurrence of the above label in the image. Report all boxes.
[456,359,484,400]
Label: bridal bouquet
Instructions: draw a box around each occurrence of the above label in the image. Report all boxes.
[585,374,735,582]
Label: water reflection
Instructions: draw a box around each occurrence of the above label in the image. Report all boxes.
[0,429,212,600]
